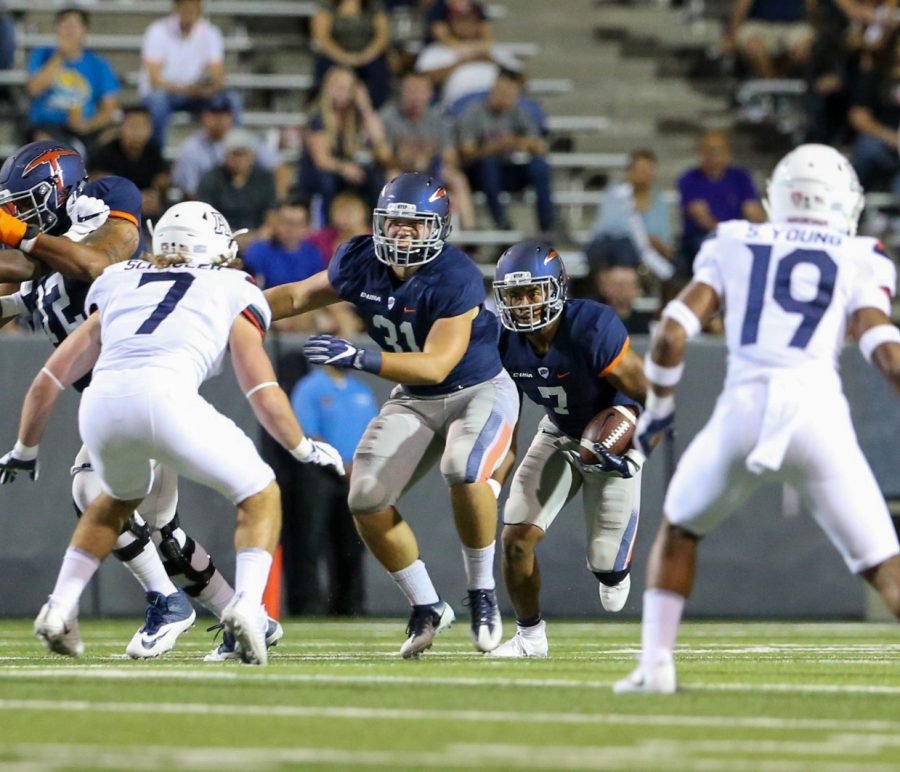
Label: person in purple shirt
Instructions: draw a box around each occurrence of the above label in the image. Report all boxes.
[242,200,325,288]
[676,129,766,277]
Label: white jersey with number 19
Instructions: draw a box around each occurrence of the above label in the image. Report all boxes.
[692,220,896,387]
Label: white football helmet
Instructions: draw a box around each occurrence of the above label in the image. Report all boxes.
[764,143,864,235]
[150,201,239,265]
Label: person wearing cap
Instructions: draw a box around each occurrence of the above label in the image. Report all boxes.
[196,127,277,249]
[139,0,239,145]
[170,95,287,199]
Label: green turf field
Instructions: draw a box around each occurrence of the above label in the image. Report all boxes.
[0,618,898,770]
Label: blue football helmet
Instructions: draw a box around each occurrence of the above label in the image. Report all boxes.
[0,140,87,234]
[372,172,452,267]
[493,240,568,332]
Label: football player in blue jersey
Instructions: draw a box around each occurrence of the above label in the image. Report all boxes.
[0,140,282,660]
[266,172,519,657]
[489,240,647,657]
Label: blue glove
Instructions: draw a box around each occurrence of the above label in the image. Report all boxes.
[302,334,383,373]
[578,447,644,479]
[634,394,675,456]
[0,446,39,484]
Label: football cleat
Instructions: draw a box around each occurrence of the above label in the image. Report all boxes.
[221,594,268,665]
[399,601,455,659]
[34,600,84,657]
[203,616,284,662]
[599,574,631,613]
[487,622,549,658]
[125,589,196,659]
[613,656,677,694]
[465,588,502,652]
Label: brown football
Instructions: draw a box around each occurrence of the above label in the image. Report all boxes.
[579,405,639,463]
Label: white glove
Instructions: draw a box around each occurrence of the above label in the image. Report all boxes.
[289,437,346,476]
[0,441,39,484]
[64,193,110,242]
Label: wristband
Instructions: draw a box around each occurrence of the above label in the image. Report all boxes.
[40,367,65,391]
[13,440,39,461]
[354,348,383,374]
[859,323,900,363]
[643,356,684,388]
[289,436,314,462]
[661,299,702,339]
[244,381,278,399]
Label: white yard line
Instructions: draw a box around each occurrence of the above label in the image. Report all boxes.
[2,666,900,697]
[1,697,900,733]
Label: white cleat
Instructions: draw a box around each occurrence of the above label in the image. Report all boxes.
[400,601,455,659]
[487,622,549,658]
[599,574,631,613]
[34,601,84,657]
[221,595,268,666]
[125,590,196,659]
[204,617,284,662]
[613,657,677,694]
[466,589,502,653]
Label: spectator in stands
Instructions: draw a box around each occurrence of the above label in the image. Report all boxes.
[723,0,816,79]
[139,0,238,146]
[170,95,288,199]
[311,0,392,109]
[91,105,169,220]
[379,72,475,228]
[458,68,554,233]
[0,6,15,73]
[595,264,653,336]
[242,199,325,289]
[196,128,277,247]
[285,365,379,615]
[425,0,491,49]
[26,7,119,155]
[306,190,370,264]
[296,66,389,221]
[676,129,765,276]
[849,28,900,192]
[586,149,675,282]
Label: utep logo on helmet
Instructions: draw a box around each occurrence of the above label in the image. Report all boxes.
[428,186,447,203]
[23,148,80,199]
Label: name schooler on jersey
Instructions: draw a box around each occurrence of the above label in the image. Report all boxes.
[328,234,503,397]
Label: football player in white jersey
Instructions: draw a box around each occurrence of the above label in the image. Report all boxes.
[614,144,900,694]
[6,202,343,664]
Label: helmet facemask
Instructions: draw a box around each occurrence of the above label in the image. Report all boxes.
[373,203,449,267]
[0,180,60,233]
[493,272,565,332]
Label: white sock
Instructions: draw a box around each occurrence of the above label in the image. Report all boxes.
[640,588,685,668]
[122,540,178,596]
[518,619,546,637]
[197,571,236,618]
[462,542,496,591]
[391,559,440,606]
[233,548,273,610]
[49,547,101,620]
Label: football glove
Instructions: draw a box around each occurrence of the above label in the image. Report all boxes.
[290,437,346,477]
[577,447,644,479]
[64,193,110,242]
[302,334,382,373]
[0,444,39,484]
[634,393,675,456]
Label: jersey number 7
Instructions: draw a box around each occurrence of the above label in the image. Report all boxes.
[740,246,837,349]
[135,272,196,334]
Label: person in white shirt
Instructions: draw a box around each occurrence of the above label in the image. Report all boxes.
[139,0,239,145]
[12,201,343,665]
[614,144,900,694]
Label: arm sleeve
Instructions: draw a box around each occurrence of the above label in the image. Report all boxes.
[590,306,631,377]
[691,232,725,295]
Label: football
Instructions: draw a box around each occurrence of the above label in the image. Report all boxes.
[579,405,638,463]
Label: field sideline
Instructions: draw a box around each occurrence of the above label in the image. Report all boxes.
[0,618,899,770]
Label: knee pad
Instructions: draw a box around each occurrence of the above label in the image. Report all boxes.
[155,514,216,597]
[348,474,391,514]
[593,566,630,587]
